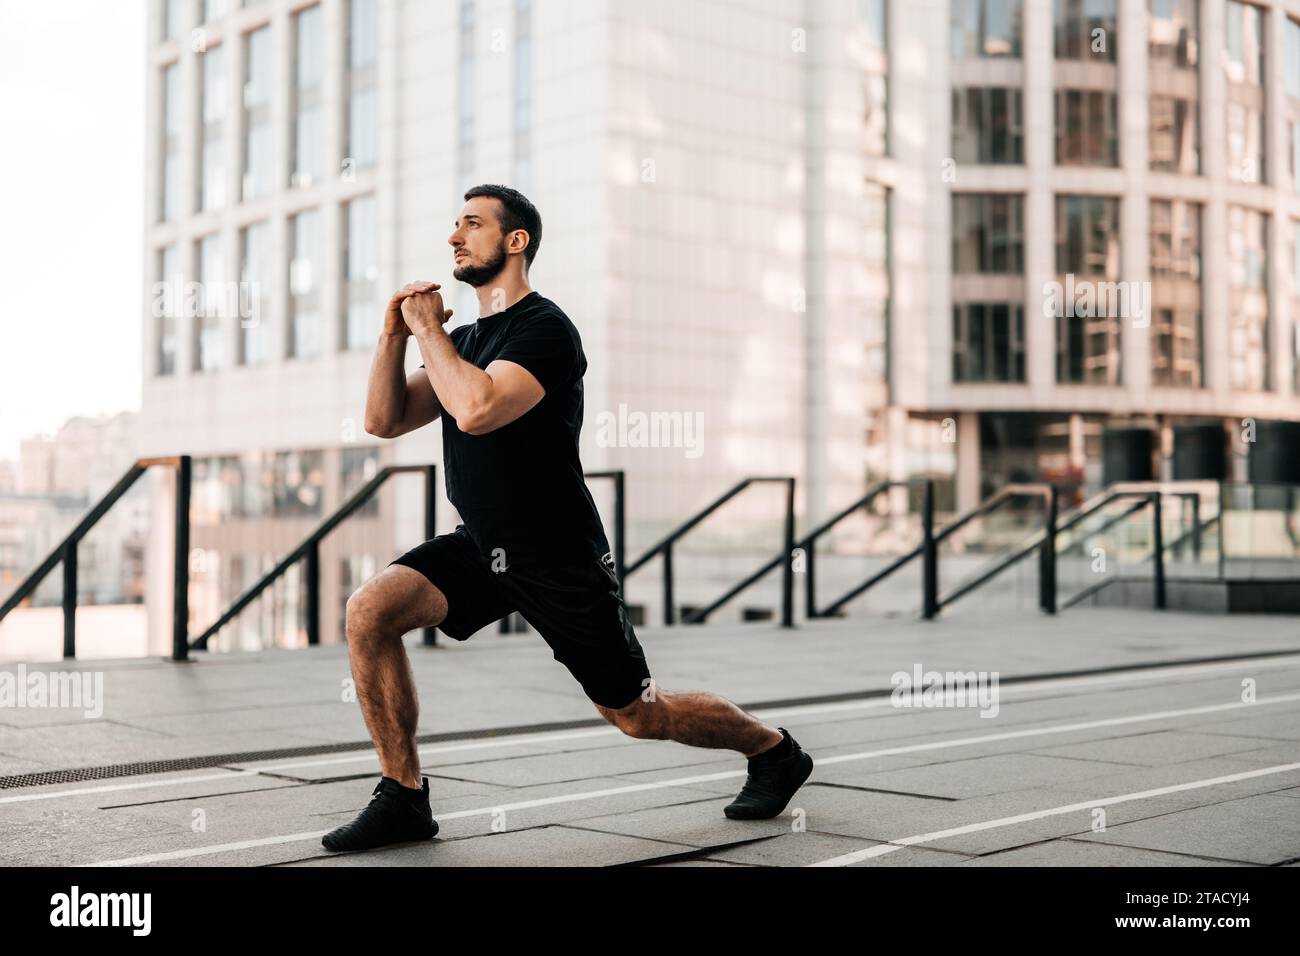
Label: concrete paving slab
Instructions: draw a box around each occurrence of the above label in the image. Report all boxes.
[0,770,294,818]
[278,825,690,867]
[1182,709,1300,741]
[1024,731,1282,766]
[961,839,1247,867]
[559,798,797,848]
[0,755,48,774]
[815,752,1138,800]
[767,758,1300,858]
[109,702,368,738]
[1034,757,1300,806]
[413,739,735,788]
[228,738,589,782]
[909,763,1300,858]
[0,805,195,866]
[74,773,727,867]
[840,847,980,865]
[679,829,975,866]
[646,858,756,867]
[1212,740,1300,768]
[1074,793,1300,865]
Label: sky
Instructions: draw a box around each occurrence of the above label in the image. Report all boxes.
[0,0,145,460]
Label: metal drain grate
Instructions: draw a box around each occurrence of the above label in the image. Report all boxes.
[0,741,373,789]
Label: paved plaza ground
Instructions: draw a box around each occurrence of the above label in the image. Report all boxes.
[2,608,1298,867]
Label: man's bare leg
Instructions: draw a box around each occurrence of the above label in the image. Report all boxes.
[343,566,447,789]
[595,686,806,822]
[594,688,782,756]
[595,687,811,819]
[321,566,446,852]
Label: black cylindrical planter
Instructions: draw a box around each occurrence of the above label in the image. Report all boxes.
[1247,421,1300,509]
[1103,427,1156,485]
[1247,421,1300,482]
[1172,422,1228,480]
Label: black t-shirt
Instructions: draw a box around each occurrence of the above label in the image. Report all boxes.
[419,290,610,568]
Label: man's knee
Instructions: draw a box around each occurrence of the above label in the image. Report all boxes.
[345,569,447,643]
[596,689,671,740]
[344,587,390,645]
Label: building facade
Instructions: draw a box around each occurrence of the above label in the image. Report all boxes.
[139,0,1300,650]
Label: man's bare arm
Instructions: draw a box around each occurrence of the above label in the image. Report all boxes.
[400,288,545,435]
[364,282,450,438]
[378,369,444,439]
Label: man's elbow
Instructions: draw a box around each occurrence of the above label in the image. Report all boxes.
[456,405,496,436]
[364,420,395,439]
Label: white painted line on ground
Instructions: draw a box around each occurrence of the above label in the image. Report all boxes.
[215,652,1300,773]
[805,761,1300,866]
[263,727,621,773]
[812,690,1300,767]
[81,690,1300,867]
[11,654,1300,805]
[0,770,262,805]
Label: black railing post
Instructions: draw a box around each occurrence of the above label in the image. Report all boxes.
[1191,492,1201,561]
[1151,493,1167,610]
[921,480,938,620]
[663,542,674,626]
[1040,484,1058,615]
[613,469,626,598]
[781,477,795,628]
[423,464,438,646]
[304,540,320,645]
[805,536,817,619]
[172,455,191,661]
[62,539,77,659]
[1217,481,1227,580]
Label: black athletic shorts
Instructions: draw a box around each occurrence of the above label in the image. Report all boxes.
[387,525,652,710]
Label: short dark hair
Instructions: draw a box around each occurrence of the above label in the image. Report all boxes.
[463,184,542,269]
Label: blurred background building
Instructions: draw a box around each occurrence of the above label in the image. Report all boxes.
[133,0,1299,651]
[0,413,147,608]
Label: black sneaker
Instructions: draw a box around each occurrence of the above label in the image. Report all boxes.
[723,728,814,820]
[321,776,439,852]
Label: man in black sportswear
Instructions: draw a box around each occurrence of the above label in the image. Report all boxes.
[322,185,813,853]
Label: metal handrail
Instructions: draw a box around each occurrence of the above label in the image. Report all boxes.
[798,479,894,618]
[939,488,1212,612]
[0,456,192,660]
[1057,489,1198,545]
[1057,480,1300,605]
[197,467,626,646]
[623,477,795,627]
[937,487,1171,614]
[191,464,439,651]
[931,483,1055,612]
[806,481,1051,620]
[4,458,624,656]
[933,483,1053,545]
[1056,493,1172,611]
[799,479,932,618]
[935,486,1056,611]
